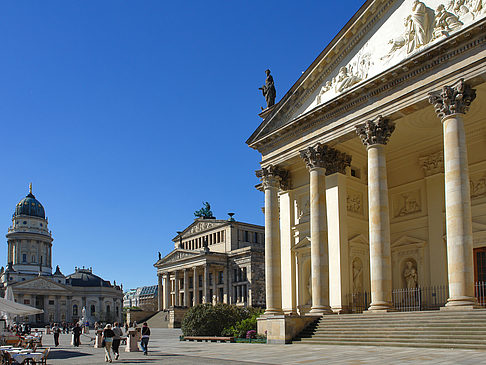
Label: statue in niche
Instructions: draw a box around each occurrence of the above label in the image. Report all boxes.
[406,0,434,53]
[403,260,418,289]
[259,69,276,109]
[432,4,463,39]
[352,258,363,293]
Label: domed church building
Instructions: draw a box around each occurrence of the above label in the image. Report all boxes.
[0,185,123,325]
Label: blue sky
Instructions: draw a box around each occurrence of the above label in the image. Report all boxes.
[0,1,365,290]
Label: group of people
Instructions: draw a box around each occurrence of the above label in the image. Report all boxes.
[101,322,150,363]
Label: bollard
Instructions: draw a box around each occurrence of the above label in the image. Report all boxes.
[125,328,141,352]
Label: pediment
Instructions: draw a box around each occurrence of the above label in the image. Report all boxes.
[157,249,201,266]
[392,235,426,248]
[248,0,486,145]
[12,277,70,292]
[291,236,310,252]
[179,219,227,238]
[349,234,369,246]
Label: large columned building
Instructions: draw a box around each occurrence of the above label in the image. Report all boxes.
[247,0,486,342]
[154,216,265,310]
[0,186,123,325]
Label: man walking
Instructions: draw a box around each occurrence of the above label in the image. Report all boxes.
[52,323,60,347]
[140,322,150,356]
[112,322,123,360]
[72,323,82,347]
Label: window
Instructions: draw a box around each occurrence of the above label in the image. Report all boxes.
[198,275,203,288]
[244,231,249,242]
[23,299,30,305]
[73,305,78,316]
[474,247,486,282]
[209,273,213,286]
[31,255,36,263]
[106,305,111,313]
[49,300,55,305]
[219,288,224,302]
[233,269,237,282]
[22,254,27,262]
[254,232,258,243]
[90,304,96,315]
[218,271,223,284]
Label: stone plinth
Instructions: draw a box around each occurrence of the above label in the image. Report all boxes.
[168,307,188,328]
[125,328,141,352]
[257,314,318,344]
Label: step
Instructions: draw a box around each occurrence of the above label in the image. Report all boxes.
[297,333,486,342]
[293,339,486,350]
[302,329,486,336]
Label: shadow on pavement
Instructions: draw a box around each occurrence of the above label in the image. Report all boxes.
[48,350,91,359]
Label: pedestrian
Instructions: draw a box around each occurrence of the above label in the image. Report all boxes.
[52,323,60,347]
[102,324,115,363]
[112,322,123,360]
[124,322,128,333]
[72,323,82,347]
[140,322,150,356]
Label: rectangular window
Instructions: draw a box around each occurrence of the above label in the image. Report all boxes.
[189,277,193,289]
[243,267,247,281]
[23,299,30,305]
[209,273,213,286]
[22,254,27,262]
[198,275,203,288]
[233,269,237,282]
[218,271,223,284]
[244,231,249,242]
[48,300,55,305]
[254,232,258,243]
[219,288,224,302]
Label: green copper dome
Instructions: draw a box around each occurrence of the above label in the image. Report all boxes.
[14,185,45,219]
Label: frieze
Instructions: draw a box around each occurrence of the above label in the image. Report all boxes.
[189,222,216,235]
[419,151,444,176]
[347,189,363,215]
[393,190,422,217]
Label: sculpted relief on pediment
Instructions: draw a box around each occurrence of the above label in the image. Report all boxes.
[15,279,67,291]
[273,0,486,126]
[188,222,217,235]
[163,251,199,264]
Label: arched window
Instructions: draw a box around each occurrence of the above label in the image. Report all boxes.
[90,304,96,315]
[106,305,111,313]
[115,306,119,317]
[73,305,78,316]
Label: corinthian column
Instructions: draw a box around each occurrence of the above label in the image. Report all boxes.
[356,116,395,311]
[429,79,477,308]
[300,144,350,314]
[256,165,289,315]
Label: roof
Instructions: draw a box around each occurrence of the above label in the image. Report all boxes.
[14,192,45,219]
[66,268,112,288]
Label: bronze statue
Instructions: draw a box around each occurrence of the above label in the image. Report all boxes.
[259,69,276,109]
[194,202,214,219]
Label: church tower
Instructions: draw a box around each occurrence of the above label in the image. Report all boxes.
[5,184,53,278]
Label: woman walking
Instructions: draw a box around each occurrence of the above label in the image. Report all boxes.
[140,322,150,356]
[102,324,115,363]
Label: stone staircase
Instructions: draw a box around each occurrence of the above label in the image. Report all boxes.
[144,310,171,328]
[293,310,486,349]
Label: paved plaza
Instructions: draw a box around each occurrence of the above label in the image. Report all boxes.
[38,328,486,364]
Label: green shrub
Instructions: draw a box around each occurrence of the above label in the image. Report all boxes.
[224,310,263,338]
[182,303,247,336]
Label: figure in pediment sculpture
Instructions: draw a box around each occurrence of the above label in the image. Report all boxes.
[334,66,361,93]
[259,69,276,109]
[407,0,434,53]
[433,4,463,39]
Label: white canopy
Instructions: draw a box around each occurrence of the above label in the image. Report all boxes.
[0,297,43,316]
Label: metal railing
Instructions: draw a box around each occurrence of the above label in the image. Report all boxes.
[348,283,486,313]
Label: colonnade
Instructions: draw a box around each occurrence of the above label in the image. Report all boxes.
[158,264,229,310]
[257,79,478,315]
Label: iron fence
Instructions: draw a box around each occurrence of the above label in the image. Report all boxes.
[347,283,486,313]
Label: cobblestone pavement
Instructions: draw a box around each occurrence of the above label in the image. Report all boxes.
[39,328,486,364]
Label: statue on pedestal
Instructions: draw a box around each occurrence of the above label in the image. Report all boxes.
[259,69,276,109]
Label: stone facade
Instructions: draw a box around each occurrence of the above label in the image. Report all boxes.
[247,0,486,342]
[154,216,265,310]
[0,187,123,325]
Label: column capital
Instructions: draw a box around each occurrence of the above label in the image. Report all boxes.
[429,79,476,119]
[356,115,395,147]
[300,143,351,174]
[256,165,290,190]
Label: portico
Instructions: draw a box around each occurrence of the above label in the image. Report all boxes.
[248,0,486,343]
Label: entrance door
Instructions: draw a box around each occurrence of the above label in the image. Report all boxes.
[473,247,486,305]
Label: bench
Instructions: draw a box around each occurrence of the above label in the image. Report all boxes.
[182,336,234,343]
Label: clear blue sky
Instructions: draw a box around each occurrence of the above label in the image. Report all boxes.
[0,1,364,290]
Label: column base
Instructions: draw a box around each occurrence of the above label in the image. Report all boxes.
[441,296,480,310]
[365,301,395,313]
[264,308,284,315]
[308,306,333,315]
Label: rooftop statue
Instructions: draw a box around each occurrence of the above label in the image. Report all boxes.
[194,202,214,219]
[259,69,276,109]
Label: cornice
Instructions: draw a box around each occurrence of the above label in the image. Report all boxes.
[251,19,486,156]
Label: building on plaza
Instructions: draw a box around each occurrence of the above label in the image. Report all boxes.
[0,185,123,325]
[154,215,265,311]
[123,285,158,311]
[247,0,486,342]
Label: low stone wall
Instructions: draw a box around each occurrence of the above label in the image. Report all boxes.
[257,314,318,344]
[169,307,189,328]
[126,309,156,325]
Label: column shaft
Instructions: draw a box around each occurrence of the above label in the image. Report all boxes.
[203,264,209,304]
[443,114,475,307]
[174,271,180,306]
[183,269,189,307]
[193,268,198,306]
[157,274,163,311]
[163,274,170,310]
[367,145,393,310]
[309,167,332,314]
